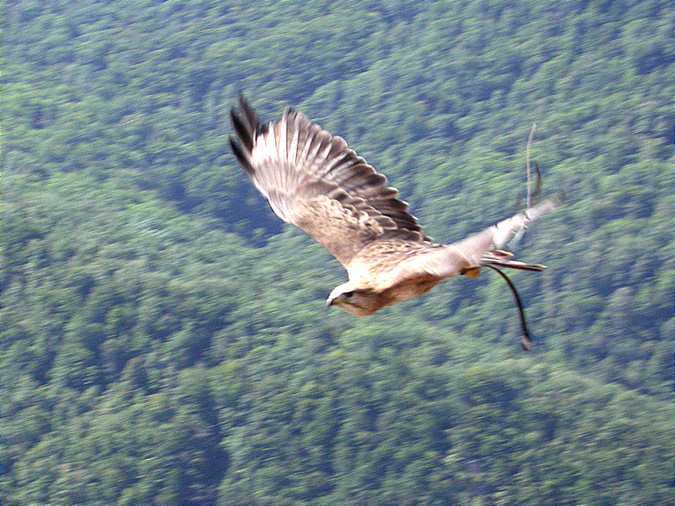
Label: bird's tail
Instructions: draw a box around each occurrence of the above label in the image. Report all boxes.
[489,198,557,252]
[455,197,558,273]
[483,197,558,270]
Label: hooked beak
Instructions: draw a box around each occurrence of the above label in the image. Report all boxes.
[325,297,335,307]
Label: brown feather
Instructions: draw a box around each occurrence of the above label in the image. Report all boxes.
[230,96,430,266]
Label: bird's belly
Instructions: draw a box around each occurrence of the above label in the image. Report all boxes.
[385,278,440,304]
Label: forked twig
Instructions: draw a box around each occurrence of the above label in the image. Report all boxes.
[485,265,533,351]
[532,161,542,201]
[526,123,537,208]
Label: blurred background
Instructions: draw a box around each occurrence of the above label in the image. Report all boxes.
[1,0,672,504]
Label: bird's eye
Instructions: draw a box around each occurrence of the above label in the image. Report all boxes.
[343,291,354,298]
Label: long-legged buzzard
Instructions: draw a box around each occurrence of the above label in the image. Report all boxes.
[230,96,557,350]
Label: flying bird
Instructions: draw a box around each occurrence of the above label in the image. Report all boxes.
[229,96,557,350]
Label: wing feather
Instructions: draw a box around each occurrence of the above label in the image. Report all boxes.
[230,96,429,267]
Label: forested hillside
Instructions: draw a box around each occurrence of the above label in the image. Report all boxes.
[1,0,673,503]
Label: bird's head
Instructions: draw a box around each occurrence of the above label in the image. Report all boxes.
[326,283,383,317]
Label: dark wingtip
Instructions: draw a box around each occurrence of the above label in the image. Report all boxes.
[230,108,254,151]
[229,136,254,176]
[230,93,260,154]
[257,121,269,136]
[238,94,258,133]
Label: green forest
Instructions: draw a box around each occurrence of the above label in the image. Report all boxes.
[1,0,673,504]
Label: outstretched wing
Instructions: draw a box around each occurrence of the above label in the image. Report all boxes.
[229,95,429,267]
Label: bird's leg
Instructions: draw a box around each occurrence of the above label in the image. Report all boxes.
[461,266,481,279]
[485,264,534,351]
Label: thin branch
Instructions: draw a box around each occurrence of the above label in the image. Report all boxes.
[525,122,537,208]
[533,161,542,201]
[485,265,534,351]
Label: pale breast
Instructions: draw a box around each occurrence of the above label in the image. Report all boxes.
[347,239,442,290]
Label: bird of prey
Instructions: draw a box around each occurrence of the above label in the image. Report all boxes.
[230,96,557,350]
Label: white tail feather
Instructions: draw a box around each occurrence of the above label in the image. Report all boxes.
[492,198,558,250]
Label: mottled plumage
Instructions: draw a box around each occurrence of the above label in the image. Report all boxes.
[230,96,557,349]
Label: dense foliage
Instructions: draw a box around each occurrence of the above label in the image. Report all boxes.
[1,0,673,503]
